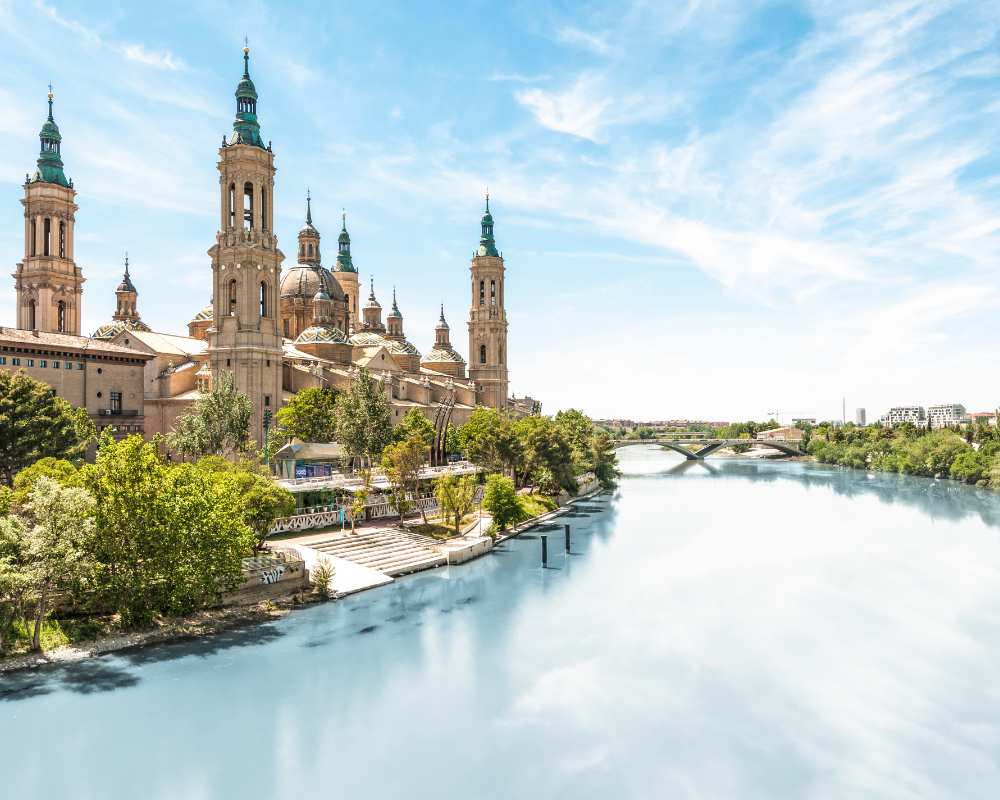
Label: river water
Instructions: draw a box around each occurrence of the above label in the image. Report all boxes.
[3,445,1000,798]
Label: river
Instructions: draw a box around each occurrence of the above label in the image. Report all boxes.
[3,445,1000,798]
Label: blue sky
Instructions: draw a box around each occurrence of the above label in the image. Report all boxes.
[1,0,999,422]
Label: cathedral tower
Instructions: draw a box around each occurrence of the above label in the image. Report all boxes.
[14,87,84,335]
[112,253,139,323]
[467,194,508,408]
[332,212,359,331]
[206,44,284,446]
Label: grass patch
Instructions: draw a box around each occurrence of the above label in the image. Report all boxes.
[409,513,479,540]
[518,493,557,520]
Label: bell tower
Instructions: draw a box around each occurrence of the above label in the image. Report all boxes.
[206,43,284,447]
[14,86,84,335]
[467,193,508,409]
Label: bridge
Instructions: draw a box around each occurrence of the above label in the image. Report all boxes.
[611,433,805,460]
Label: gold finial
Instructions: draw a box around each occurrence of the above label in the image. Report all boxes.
[243,34,249,56]
[47,83,53,102]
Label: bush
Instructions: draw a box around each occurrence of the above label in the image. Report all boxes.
[311,558,335,598]
[949,450,990,485]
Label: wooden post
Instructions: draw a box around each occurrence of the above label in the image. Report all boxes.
[564,523,571,553]
[541,535,548,567]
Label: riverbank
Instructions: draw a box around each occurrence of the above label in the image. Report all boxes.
[1,487,606,674]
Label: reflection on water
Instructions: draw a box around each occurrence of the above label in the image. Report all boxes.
[3,444,1000,799]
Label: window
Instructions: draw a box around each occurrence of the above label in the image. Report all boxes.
[261,187,267,231]
[12,358,20,366]
[229,279,238,316]
[264,395,271,407]
[26,359,34,367]
[30,219,36,256]
[228,183,236,228]
[307,243,313,257]
[110,391,122,414]
[64,361,72,370]
[28,300,36,330]
[57,301,66,333]
[0,357,5,365]
[479,344,487,364]
[226,358,231,368]
[76,362,84,370]
[52,361,59,369]
[43,218,51,256]
[479,280,485,306]
[39,360,46,368]
[260,281,268,318]
[59,221,66,258]
[490,280,496,306]
[243,182,254,230]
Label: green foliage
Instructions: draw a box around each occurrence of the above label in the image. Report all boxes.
[0,514,30,654]
[0,370,94,485]
[445,423,460,456]
[311,558,335,598]
[194,457,296,550]
[276,387,338,443]
[433,473,478,535]
[949,450,990,485]
[11,457,79,507]
[518,493,557,519]
[554,409,594,471]
[22,477,96,650]
[457,407,521,475]
[590,431,621,488]
[381,436,427,523]
[393,408,436,448]
[334,368,393,467]
[168,371,254,459]
[83,434,255,626]
[482,474,523,530]
[514,415,576,493]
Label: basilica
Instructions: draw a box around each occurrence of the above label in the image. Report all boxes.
[2,47,539,449]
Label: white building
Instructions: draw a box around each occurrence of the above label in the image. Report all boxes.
[927,404,967,429]
[855,408,866,426]
[879,406,925,427]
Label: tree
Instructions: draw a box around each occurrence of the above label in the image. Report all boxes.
[554,409,595,471]
[22,477,96,651]
[949,449,990,485]
[334,368,393,468]
[0,514,30,655]
[276,387,339,443]
[0,370,94,485]
[514,415,576,492]
[10,457,79,507]
[381,436,428,523]
[194,457,295,551]
[590,431,621,488]
[167,371,253,459]
[84,434,255,626]
[482,473,522,530]
[457,407,521,475]
[434,474,478,536]
[393,408,436,448]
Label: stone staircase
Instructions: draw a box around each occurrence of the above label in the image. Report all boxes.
[307,530,446,577]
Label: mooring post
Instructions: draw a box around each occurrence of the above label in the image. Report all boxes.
[565,523,571,553]
[541,535,548,567]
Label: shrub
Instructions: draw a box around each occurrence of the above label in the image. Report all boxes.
[311,558,335,599]
[482,474,522,530]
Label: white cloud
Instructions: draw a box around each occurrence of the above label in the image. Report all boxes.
[555,26,613,56]
[515,74,611,141]
[122,44,185,71]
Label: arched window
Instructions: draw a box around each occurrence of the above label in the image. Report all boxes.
[307,243,313,257]
[228,183,236,228]
[28,300,36,330]
[43,218,51,256]
[490,279,496,306]
[30,219,36,256]
[479,280,485,306]
[58,221,66,258]
[228,279,238,316]
[479,344,487,364]
[260,281,268,318]
[261,187,267,231]
[57,301,66,333]
[243,182,254,230]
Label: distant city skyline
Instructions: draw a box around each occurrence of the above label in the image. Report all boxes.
[1,1,998,420]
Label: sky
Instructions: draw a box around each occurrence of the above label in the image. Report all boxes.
[0,0,999,422]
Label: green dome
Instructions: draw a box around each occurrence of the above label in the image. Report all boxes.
[30,89,70,188]
[336,212,356,272]
[230,47,265,149]
[296,325,348,345]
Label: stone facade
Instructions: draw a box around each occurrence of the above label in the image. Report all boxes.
[467,196,509,409]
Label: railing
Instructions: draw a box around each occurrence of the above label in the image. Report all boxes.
[97,408,139,417]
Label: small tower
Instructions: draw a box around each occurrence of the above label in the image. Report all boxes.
[422,304,466,378]
[467,193,508,408]
[332,211,360,329]
[362,278,385,332]
[207,42,284,447]
[14,86,84,335]
[112,253,139,323]
[385,287,404,340]
[297,190,320,266]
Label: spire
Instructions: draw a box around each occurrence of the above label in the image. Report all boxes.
[337,210,356,272]
[232,41,264,148]
[478,191,498,256]
[440,303,446,323]
[306,188,312,225]
[369,277,376,302]
[125,251,130,278]
[31,85,69,187]
[388,286,401,318]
